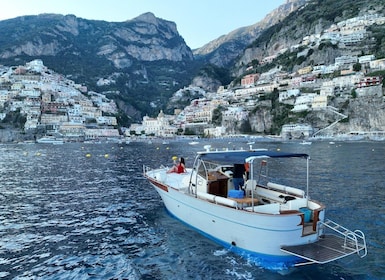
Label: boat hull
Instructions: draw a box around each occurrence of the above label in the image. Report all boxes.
[149,179,319,269]
[144,147,367,269]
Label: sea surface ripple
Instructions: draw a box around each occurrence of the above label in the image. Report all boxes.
[0,140,384,279]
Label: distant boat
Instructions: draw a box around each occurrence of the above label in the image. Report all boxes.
[299,140,312,145]
[144,146,367,269]
[189,141,199,145]
[36,135,64,144]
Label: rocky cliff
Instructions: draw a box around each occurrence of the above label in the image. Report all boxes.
[0,13,193,63]
[0,13,195,120]
[234,0,385,74]
[193,0,308,67]
[225,87,385,137]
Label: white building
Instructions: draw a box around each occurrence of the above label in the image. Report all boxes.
[320,82,334,96]
[335,55,357,66]
[370,58,385,71]
[281,124,313,139]
[142,110,177,137]
[279,89,300,103]
[0,90,10,106]
[222,107,248,122]
[19,89,40,98]
[204,126,226,137]
[96,116,117,126]
[292,94,316,112]
[358,55,375,64]
[26,59,46,72]
[312,95,328,110]
[333,73,363,89]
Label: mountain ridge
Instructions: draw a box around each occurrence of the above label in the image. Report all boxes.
[193,0,308,67]
[0,12,196,121]
[0,0,384,135]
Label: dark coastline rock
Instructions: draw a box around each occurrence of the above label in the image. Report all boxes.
[0,128,35,143]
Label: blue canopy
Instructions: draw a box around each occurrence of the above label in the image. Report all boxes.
[198,150,309,164]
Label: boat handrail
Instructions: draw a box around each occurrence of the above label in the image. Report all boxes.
[321,219,367,258]
[143,165,151,176]
[352,230,367,258]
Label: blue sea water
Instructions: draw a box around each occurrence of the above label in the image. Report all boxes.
[0,139,384,279]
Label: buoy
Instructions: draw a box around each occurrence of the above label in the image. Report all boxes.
[86,153,91,158]
[156,147,160,150]
[104,154,109,158]
[277,148,281,151]
[166,147,170,150]
[172,156,178,161]
[35,152,41,156]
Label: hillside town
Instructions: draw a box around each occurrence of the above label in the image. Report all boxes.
[0,59,121,142]
[1,14,385,143]
[130,13,385,140]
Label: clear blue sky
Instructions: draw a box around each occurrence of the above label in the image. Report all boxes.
[0,0,285,49]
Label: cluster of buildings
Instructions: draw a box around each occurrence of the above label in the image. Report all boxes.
[130,14,385,139]
[260,13,385,65]
[2,14,383,141]
[0,59,120,141]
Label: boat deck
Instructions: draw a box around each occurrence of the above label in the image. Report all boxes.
[281,234,365,265]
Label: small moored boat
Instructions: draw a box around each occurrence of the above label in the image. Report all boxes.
[299,140,312,145]
[36,135,64,144]
[143,146,367,270]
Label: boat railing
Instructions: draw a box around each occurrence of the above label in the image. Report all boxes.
[143,165,151,176]
[321,219,367,258]
[142,165,165,181]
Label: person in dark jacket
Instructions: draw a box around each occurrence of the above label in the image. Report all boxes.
[232,163,245,190]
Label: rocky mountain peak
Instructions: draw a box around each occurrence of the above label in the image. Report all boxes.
[132,12,172,29]
[193,0,307,67]
[0,12,195,119]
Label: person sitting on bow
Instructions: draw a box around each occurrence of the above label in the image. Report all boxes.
[167,157,186,174]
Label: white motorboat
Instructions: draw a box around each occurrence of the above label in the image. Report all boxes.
[36,135,64,144]
[299,140,312,145]
[143,146,367,270]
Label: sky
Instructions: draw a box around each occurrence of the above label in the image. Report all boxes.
[0,0,285,49]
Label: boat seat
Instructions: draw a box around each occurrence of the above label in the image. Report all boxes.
[286,198,308,210]
[256,187,286,204]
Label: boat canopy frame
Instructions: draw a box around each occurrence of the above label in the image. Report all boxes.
[190,149,311,199]
[197,149,309,164]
